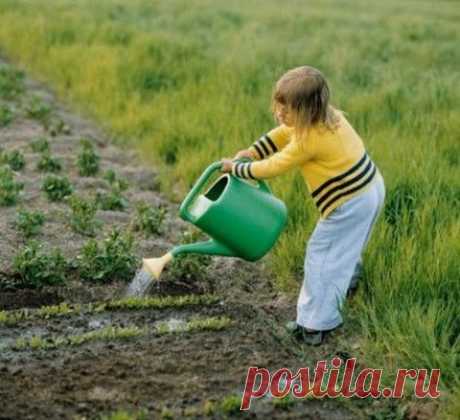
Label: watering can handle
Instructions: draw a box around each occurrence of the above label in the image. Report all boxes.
[179,160,271,222]
[235,158,272,195]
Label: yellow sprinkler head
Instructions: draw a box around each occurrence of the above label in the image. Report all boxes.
[142,252,173,280]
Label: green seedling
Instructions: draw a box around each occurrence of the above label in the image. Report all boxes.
[41,175,73,201]
[160,408,174,420]
[36,302,74,319]
[219,394,242,415]
[95,189,128,211]
[0,165,24,206]
[26,96,51,122]
[0,104,13,127]
[36,152,62,172]
[13,241,67,288]
[15,209,45,237]
[30,137,50,153]
[0,64,24,98]
[14,325,146,351]
[100,409,149,420]
[103,169,129,191]
[68,194,101,236]
[77,229,136,282]
[76,138,100,176]
[96,169,129,210]
[0,149,25,171]
[132,201,166,236]
[107,294,219,311]
[44,116,71,136]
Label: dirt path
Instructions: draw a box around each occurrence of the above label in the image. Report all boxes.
[0,57,376,419]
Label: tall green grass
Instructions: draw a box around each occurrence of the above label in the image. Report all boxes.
[0,0,458,414]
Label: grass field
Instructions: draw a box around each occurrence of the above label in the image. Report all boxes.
[0,0,459,416]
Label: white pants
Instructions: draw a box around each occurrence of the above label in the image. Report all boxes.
[296,171,385,331]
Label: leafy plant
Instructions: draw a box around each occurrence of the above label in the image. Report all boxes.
[13,241,66,288]
[0,165,24,206]
[103,169,129,191]
[0,64,24,98]
[26,96,51,122]
[132,201,166,236]
[68,194,100,236]
[0,149,25,171]
[0,104,13,127]
[76,138,100,176]
[41,175,73,201]
[77,229,137,282]
[30,137,50,153]
[44,116,71,136]
[167,230,211,281]
[36,152,62,172]
[94,169,130,211]
[96,189,128,211]
[15,209,45,238]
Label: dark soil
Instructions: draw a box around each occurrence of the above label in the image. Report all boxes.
[0,57,402,419]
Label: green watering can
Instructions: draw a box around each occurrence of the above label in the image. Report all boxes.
[142,161,287,280]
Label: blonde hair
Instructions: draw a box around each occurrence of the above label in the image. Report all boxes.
[271,66,340,139]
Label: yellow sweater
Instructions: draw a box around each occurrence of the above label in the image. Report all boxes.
[231,112,379,219]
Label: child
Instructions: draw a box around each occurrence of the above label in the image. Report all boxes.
[221,65,385,346]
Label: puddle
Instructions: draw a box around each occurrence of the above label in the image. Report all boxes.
[88,315,111,330]
[156,317,187,332]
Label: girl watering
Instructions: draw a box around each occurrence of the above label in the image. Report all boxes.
[221,66,385,346]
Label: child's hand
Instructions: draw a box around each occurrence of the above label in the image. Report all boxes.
[233,149,255,160]
[220,158,233,173]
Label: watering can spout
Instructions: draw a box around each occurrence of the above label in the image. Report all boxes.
[142,252,173,280]
[171,239,236,259]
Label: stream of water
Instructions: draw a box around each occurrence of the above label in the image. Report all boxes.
[125,270,154,297]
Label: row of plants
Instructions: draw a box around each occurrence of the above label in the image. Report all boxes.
[10,229,135,288]
[0,63,71,135]
[101,391,304,420]
[1,139,166,237]
[0,294,221,326]
[12,316,232,351]
[6,227,211,289]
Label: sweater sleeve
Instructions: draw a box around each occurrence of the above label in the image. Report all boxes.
[248,125,293,160]
[232,138,316,180]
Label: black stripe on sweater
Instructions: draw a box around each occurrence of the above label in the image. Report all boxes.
[319,166,377,215]
[315,159,373,207]
[264,135,277,153]
[257,139,270,156]
[234,162,254,179]
[312,153,368,198]
[253,143,264,159]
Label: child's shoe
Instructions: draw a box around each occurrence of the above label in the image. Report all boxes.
[285,321,324,346]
